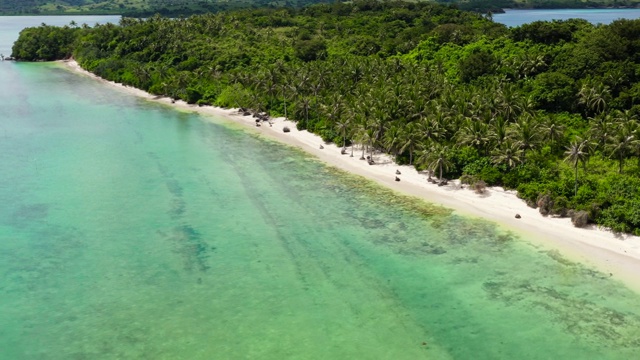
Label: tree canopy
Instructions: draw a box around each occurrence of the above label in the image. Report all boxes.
[3,0,639,16]
[12,0,640,235]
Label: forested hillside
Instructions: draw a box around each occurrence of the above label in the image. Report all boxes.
[2,0,639,15]
[0,0,334,16]
[11,0,640,234]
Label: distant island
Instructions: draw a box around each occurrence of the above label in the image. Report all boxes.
[11,0,640,236]
[2,0,640,16]
[2,0,332,16]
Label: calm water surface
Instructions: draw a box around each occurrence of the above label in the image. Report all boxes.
[493,8,640,27]
[2,16,640,360]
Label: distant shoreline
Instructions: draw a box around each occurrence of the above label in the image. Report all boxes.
[59,59,640,294]
[3,4,640,17]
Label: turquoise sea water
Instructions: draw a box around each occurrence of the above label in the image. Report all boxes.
[3,18,640,360]
[493,8,640,27]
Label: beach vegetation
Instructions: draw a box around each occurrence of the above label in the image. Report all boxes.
[11,0,640,234]
[2,0,639,16]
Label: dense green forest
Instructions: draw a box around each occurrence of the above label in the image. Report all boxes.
[0,0,336,16]
[11,0,640,234]
[2,0,639,16]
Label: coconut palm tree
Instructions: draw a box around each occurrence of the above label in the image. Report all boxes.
[491,140,523,170]
[508,114,541,160]
[495,84,523,122]
[578,81,610,116]
[335,118,351,149]
[564,139,589,196]
[457,118,490,155]
[606,119,639,174]
[488,116,508,147]
[540,116,567,152]
[419,104,448,144]
[383,123,403,162]
[587,112,613,152]
[398,122,422,165]
[419,144,452,180]
[296,97,311,130]
[352,122,371,160]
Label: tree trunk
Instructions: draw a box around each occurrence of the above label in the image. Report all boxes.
[574,165,578,197]
[619,154,624,174]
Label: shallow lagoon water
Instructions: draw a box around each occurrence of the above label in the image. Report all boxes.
[493,8,640,27]
[2,18,640,360]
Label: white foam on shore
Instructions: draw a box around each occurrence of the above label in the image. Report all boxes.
[60,59,640,293]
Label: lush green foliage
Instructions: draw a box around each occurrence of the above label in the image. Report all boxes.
[0,0,337,16]
[12,0,640,235]
[3,0,639,15]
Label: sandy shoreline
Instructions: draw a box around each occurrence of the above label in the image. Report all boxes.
[60,59,640,293]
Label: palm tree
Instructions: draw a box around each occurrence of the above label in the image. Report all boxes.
[578,81,610,116]
[345,98,365,157]
[353,123,370,160]
[335,118,351,149]
[495,84,523,122]
[420,144,452,180]
[491,140,523,170]
[398,122,421,165]
[564,139,589,196]
[508,114,541,160]
[296,97,311,130]
[587,112,613,152]
[364,126,377,160]
[539,116,567,152]
[383,123,403,162]
[488,116,508,147]
[457,118,490,155]
[611,109,640,167]
[280,70,296,120]
[606,121,639,174]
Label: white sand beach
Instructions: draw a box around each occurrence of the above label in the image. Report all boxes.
[61,59,640,293]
